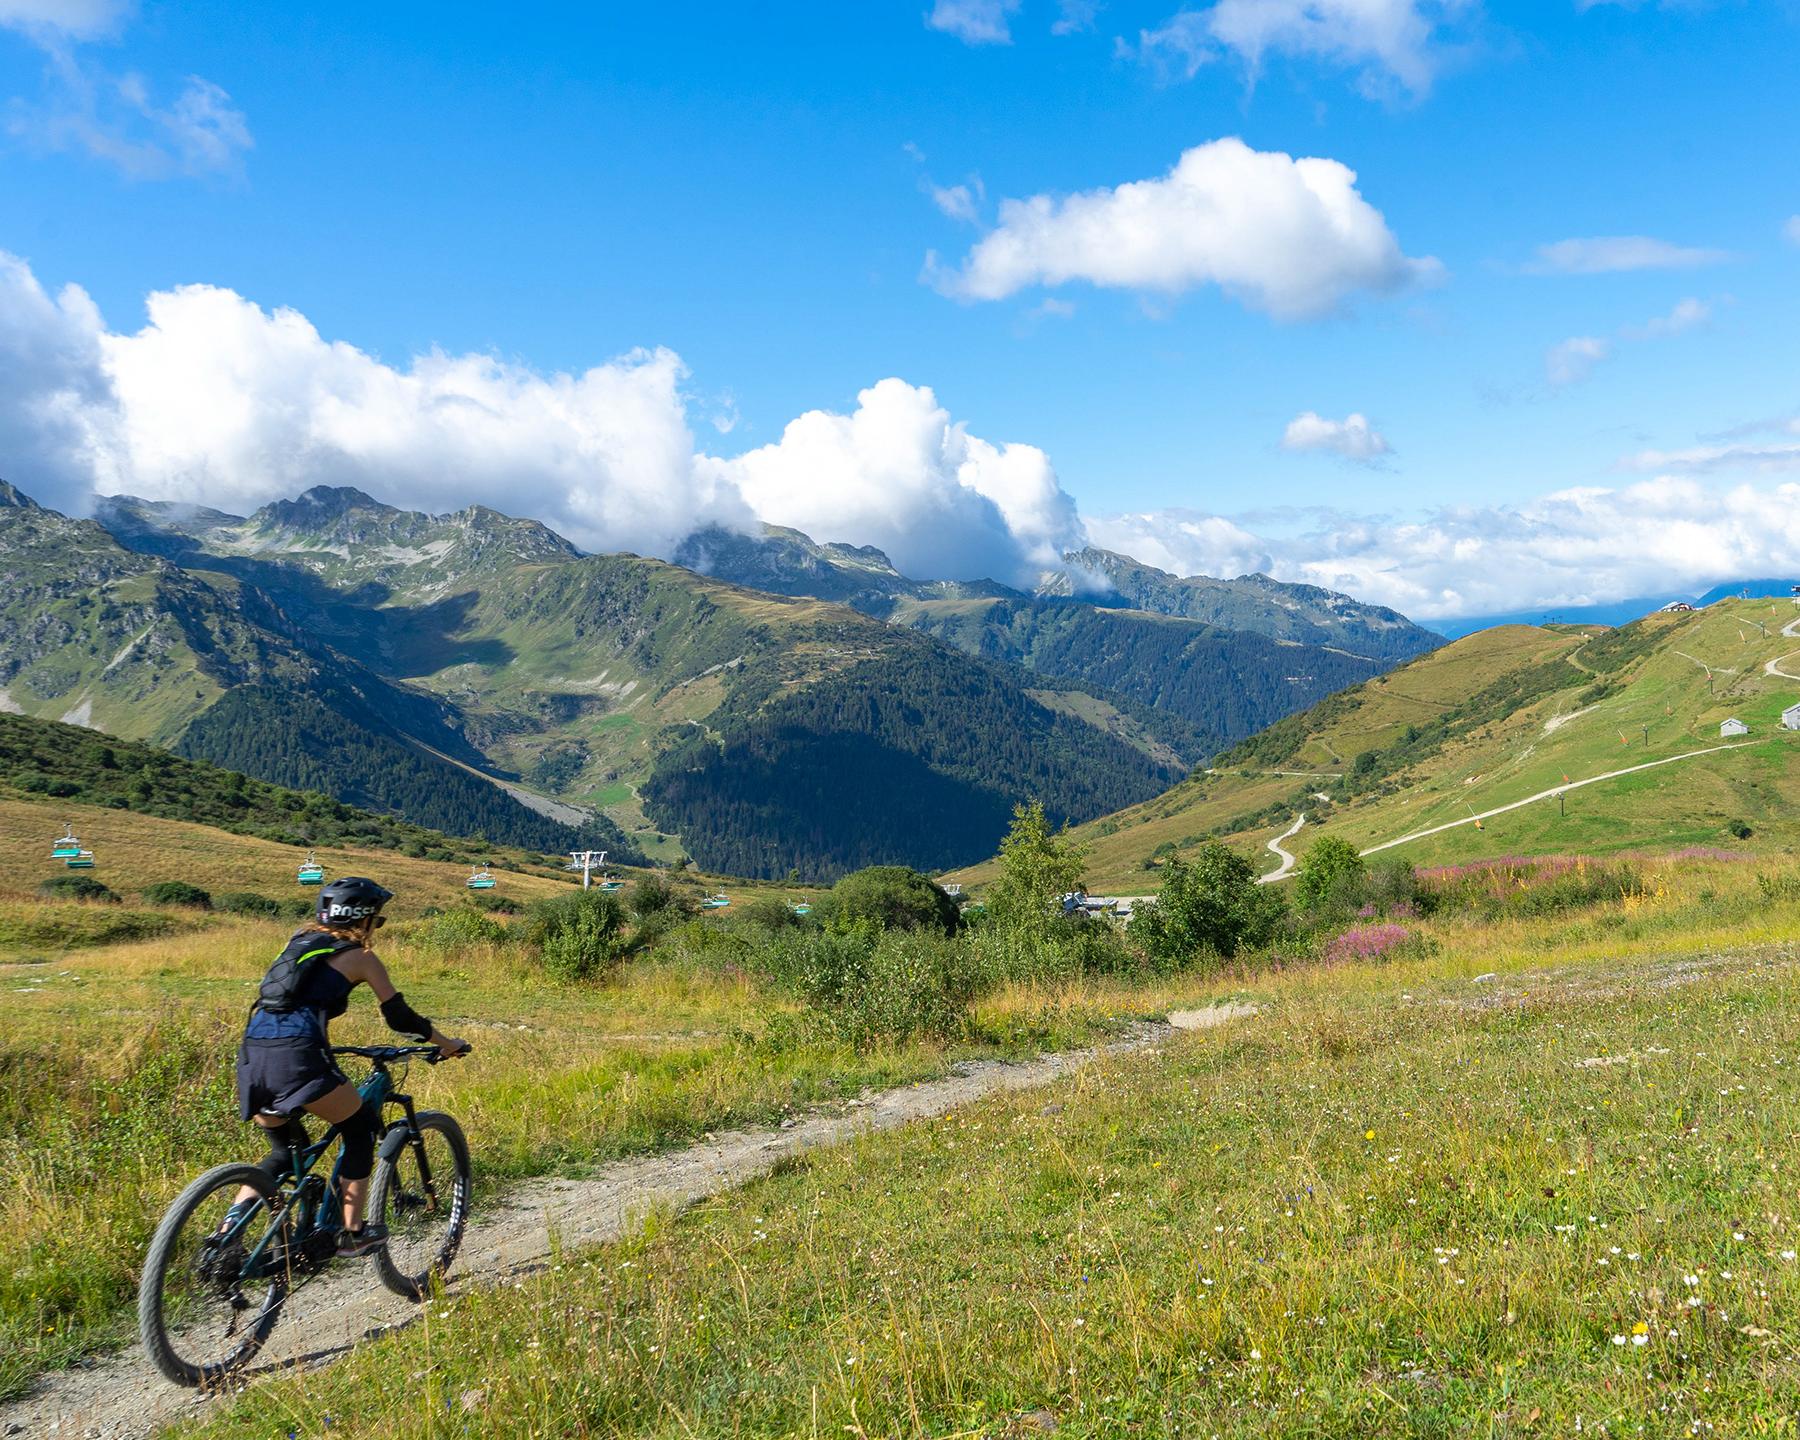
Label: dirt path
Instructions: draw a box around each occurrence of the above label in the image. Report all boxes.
[1259,813,1306,883]
[2,1022,1219,1439]
[1763,613,1800,679]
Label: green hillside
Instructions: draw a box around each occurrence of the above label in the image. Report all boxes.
[985,600,1800,892]
[0,486,638,859]
[889,594,1383,750]
[23,484,1193,878]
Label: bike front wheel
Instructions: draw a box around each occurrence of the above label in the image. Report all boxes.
[369,1110,472,1300]
[137,1163,288,1387]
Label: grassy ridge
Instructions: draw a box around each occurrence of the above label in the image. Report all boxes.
[180,854,1800,1436]
[1023,602,1800,893]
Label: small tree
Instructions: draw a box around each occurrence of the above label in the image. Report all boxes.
[1294,835,1367,915]
[1130,840,1285,969]
[986,801,1088,938]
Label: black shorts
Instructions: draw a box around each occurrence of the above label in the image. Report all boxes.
[236,1013,349,1120]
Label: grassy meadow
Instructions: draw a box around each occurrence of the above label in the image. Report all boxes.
[171,846,1800,1437]
[7,828,1800,1433]
[0,885,1198,1401]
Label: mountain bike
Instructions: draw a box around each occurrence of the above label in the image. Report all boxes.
[137,1044,473,1388]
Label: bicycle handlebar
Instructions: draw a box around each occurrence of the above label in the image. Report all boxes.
[329,1043,472,1065]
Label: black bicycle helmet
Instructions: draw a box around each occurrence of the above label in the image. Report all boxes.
[317,876,393,928]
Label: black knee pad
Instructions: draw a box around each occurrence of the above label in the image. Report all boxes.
[254,1117,310,1181]
[338,1101,379,1182]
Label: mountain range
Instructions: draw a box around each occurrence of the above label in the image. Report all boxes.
[1,477,1441,878]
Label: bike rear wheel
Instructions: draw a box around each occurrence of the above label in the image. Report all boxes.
[369,1110,471,1300]
[137,1163,288,1387]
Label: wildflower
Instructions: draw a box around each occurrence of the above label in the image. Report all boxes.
[1632,1322,1649,1336]
[1632,1334,1649,1346]
[1365,1130,1376,1141]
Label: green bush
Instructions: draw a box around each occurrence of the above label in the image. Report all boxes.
[1130,840,1286,971]
[816,866,959,936]
[740,894,808,931]
[525,890,628,982]
[628,874,689,919]
[140,880,213,910]
[215,891,283,917]
[754,925,978,1046]
[36,875,118,904]
[407,905,508,957]
[467,891,522,914]
[1294,836,1368,916]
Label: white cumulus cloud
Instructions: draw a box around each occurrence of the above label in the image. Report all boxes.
[0,253,1080,588]
[926,0,1020,44]
[1125,0,1471,96]
[931,137,1439,319]
[703,378,1083,585]
[1546,335,1612,387]
[1280,410,1391,462]
[1526,236,1729,275]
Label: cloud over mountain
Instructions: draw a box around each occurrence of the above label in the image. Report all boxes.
[0,252,1080,587]
[1090,476,1800,620]
[930,138,1439,319]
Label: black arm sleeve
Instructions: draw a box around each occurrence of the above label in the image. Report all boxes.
[379,991,434,1041]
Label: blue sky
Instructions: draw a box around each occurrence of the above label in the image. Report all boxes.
[1,1,1797,619]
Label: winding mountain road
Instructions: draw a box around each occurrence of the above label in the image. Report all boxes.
[1762,613,1800,679]
[1258,812,1306,883]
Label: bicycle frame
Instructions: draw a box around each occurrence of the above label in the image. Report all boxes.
[224,1047,441,1284]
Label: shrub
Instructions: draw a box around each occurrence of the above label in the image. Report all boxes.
[629,874,689,920]
[1363,857,1428,917]
[140,880,213,910]
[215,891,282,917]
[36,875,118,903]
[466,891,521,914]
[1727,819,1753,840]
[1294,836,1368,915]
[740,894,807,931]
[1131,840,1286,971]
[408,905,508,957]
[524,890,628,981]
[755,925,978,1046]
[816,866,960,936]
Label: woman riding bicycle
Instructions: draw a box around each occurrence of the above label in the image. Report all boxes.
[232,877,468,1256]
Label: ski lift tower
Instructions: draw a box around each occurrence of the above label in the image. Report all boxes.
[566,850,607,890]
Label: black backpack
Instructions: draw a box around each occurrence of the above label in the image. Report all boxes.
[256,929,358,1012]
